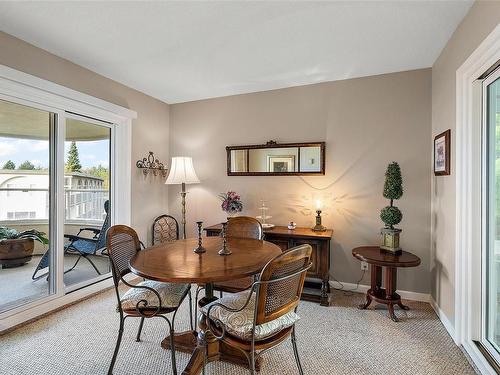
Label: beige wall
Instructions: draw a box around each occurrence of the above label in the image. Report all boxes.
[0,32,170,244]
[170,69,432,293]
[431,1,500,324]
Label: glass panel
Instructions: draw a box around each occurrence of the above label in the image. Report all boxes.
[0,99,53,312]
[248,147,299,173]
[487,77,500,355]
[64,117,111,288]
[230,149,248,172]
[299,146,321,172]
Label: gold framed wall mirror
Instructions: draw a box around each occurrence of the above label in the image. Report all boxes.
[226,140,325,176]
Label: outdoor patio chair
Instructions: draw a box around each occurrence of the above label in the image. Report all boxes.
[31,200,110,280]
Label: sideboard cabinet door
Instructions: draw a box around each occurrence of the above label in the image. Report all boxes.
[291,239,320,278]
[267,237,291,252]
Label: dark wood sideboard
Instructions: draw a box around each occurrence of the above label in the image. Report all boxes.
[204,224,333,306]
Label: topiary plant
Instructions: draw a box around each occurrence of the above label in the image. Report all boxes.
[380,162,403,229]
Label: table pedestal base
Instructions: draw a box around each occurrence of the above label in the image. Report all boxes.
[358,288,410,322]
[162,330,261,375]
[357,264,410,322]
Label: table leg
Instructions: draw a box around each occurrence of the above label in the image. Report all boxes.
[359,264,381,310]
[372,265,382,292]
[198,282,218,307]
[385,267,399,322]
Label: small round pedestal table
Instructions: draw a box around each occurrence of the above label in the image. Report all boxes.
[352,246,421,322]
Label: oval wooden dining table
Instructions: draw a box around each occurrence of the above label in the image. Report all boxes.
[129,236,282,375]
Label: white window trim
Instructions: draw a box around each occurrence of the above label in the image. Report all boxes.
[456,24,500,374]
[0,64,136,331]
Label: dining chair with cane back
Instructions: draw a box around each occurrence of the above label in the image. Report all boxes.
[194,217,263,318]
[152,214,180,245]
[215,216,264,292]
[202,244,312,375]
[106,225,191,375]
[152,214,194,330]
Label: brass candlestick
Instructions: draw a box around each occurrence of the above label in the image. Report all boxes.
[218,221,232,255]
[312,209,326,232]
[193,221,206,253]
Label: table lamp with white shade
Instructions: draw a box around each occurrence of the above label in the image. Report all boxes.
[165,156,200,239]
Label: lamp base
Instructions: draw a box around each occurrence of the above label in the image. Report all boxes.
[312,225,327,232]
[312,209,327,232]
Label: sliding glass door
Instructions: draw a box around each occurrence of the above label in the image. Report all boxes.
[64,115,111,291]
[484,69,500,365]
[0,97,114,313]
[0,99,55,313]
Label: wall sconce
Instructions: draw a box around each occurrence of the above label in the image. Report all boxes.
[136,151,168,177]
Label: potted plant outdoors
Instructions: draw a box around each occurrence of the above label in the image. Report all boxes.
[380,162,403,253]
[0,227,49,268]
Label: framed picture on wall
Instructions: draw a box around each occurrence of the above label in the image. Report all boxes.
[268,155,295,172]
[434,129,451,176]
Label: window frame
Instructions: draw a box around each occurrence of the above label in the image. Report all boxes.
[0,64,135,329]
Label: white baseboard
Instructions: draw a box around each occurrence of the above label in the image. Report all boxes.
[329,281,431,302]
[429,298,457,343]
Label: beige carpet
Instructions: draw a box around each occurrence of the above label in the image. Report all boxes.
[0,288,476,375]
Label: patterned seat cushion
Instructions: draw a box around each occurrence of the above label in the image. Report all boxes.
[202,290,300,341]
[121,280,190,311]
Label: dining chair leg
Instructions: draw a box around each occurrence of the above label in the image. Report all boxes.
[136,317,145,342]
[169,327,178,375]
[202,345,207,375]
[291,326,304,375]
[188,290,194,331]
[194,286,204,324]
[161,314,178,375]
[108,317,125,375]
[249,350,256,375]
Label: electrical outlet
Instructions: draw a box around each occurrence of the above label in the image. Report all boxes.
[361,261,369,271]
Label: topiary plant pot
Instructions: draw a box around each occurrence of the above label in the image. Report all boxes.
[0,238,35,268]
[380,228,402,253]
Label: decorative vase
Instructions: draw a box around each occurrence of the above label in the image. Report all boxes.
[380,228,402,253]
[225,210,239,221]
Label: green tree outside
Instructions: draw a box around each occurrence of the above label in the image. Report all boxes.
[18,160,35,170]
[2,160,15,169]
[66,141,82,172]
[84,164,109,189]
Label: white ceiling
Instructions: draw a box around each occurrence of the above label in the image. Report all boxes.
[0,1,473,104]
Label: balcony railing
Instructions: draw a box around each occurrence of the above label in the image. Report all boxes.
[0,188,108,223]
